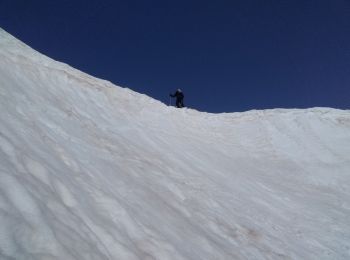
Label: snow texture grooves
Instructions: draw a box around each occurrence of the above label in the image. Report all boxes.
[1,27,350,259]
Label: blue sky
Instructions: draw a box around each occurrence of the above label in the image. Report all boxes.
[1,0,349,112]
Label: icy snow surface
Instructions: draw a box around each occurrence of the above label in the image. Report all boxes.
[0,27,350,260]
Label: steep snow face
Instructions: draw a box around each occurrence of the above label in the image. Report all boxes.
[1,28,350,260]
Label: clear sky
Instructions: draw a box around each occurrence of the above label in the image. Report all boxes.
[1,0,349,113]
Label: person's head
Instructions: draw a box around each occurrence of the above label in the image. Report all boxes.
[177,88,182,92]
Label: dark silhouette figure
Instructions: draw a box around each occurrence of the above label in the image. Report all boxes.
[170,89,185,108]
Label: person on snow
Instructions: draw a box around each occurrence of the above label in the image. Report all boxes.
[170,89,185,108]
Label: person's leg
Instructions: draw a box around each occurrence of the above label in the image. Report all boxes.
[179,98,184,108]
[176,99,180,108]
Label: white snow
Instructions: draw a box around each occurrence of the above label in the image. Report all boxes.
[0,27,350,260]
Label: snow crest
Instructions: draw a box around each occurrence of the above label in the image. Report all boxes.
[1,28,350,260]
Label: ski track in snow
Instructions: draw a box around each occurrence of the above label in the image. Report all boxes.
[1,27,350,259]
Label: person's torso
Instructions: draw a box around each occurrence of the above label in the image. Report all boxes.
[176,91,184,98]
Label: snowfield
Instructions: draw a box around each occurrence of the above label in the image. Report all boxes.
[0,28,350,260]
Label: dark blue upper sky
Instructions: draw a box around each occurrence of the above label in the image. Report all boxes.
[1,0,349,112]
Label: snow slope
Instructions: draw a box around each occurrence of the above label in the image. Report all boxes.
[0,27,350,260]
